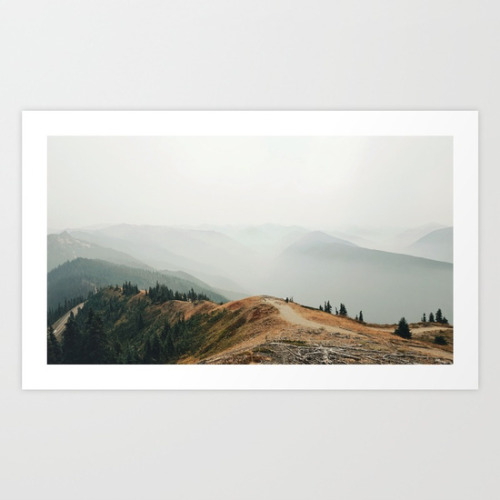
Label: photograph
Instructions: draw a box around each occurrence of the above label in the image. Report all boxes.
[21,110,477,389]
[46,135,454,365]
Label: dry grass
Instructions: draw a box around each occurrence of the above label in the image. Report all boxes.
[190,296,453,365]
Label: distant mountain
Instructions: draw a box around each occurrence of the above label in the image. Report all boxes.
[48,232,149,272]
[260,238,453,323]
[286,231,356,251]
[47,258,227,309]
[394,223,448,249]
[69,224,255,279]
[216,224,309,256]
[405,227,453,263]
[327,223,448,253]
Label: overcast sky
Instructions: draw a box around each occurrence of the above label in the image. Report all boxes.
[48,136,453,231]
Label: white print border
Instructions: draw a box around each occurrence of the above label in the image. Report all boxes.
[22,111,478,390]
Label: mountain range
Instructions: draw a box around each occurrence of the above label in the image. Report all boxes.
[48,222,453,323]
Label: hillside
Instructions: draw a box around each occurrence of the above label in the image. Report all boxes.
[47,258,227,310]
[49,288,453,365]
[48,231,149,271]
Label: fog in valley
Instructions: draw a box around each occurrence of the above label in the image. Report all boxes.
[48,136,453,323]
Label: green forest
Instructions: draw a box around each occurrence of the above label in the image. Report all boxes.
[47,284,230,364]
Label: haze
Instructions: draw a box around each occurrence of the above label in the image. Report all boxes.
[48,136,452,231]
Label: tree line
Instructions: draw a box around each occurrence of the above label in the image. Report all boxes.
[421,308,449,324]
[146,282,211,304]
[395,307,450,341]
[318,300,364,322]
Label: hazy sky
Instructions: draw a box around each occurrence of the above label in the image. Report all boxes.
[48,136,453,230]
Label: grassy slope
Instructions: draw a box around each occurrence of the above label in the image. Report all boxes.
[77,289,453,365]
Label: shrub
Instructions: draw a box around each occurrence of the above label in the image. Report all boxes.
[434,335,448,345]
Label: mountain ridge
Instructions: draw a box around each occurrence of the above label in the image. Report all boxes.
[47,257,227,309]
[49,288,453,365]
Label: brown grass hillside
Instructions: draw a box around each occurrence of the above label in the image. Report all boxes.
[149,295,453,365]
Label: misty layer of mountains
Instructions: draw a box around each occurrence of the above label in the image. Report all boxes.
[48,223,453,323]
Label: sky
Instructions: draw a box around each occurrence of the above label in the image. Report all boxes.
[48,136,453,231]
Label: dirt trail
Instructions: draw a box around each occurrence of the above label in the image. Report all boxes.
[51,302,85,339]
[263,297,354,335]
[410,326,451,333]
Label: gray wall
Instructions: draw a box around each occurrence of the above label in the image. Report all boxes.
[1,1,497,499]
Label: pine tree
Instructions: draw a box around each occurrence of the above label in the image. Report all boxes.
[62,312,81,364]
[429,312,435,323]
[339,303,347,316]
[436,309,443,323]
[143,334,162,363]
[86,313,108,364]
[359,311,364,323]
[394,317,411,339]
[422,313,427,322]
[143,337,153,363]
[319,305,323,311]
[47,326,62,364]
[160,321,171,341]
[137,312,145,330]
[165,332,176,362]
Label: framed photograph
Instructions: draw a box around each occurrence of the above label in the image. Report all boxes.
[22,111,478,389]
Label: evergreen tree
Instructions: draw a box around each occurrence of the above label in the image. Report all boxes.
[86,312,109,363]
[62,312,82,364]
[165,332,176,361]
[152,335,162,362]
[394,317,411,339]
[137,312,145,330]
[359,311,364,323]
[47,326,62,364]
[319,304,323,311]
[422,313,427,322]
[339,303,347,316]
[429,312,435,323]
[436,308,443,323]
[160,320,171,341]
